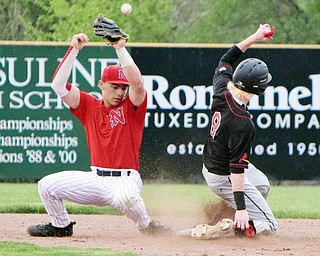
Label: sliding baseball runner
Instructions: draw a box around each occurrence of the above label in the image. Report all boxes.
[177,24,278,239]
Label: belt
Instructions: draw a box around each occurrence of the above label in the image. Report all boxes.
[96,169,131,177]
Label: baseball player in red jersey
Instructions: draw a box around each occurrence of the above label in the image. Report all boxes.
[201,24,278,238]
[26,34,172,237]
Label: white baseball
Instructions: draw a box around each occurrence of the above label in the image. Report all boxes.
[121,3,132,15]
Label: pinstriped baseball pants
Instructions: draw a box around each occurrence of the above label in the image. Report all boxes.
[38,168,151,229]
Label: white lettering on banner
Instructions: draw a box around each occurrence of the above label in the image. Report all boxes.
[35,58,51,87]
[287,142,320,156]
[167,141,320,157]
[0,133,77,150]
[255,113,320,129]
[143,76,213,110]
[0,57,52,87]
[0,115,79,164]
[249,74,320,111]
[184,113,193,128]
[6,57,33,87]
[253,143,277,156]
[0,149,23,163]
[144,111,320,130]
[308,114,320,129]
[144,112,210,129]
[0,148,78,164]
[9,91,66,109]
[167,142,204,155]
[143,75,172,109]
[197,113,209,128]
[170,85,195,110]
[169,113,180,128]
[143,74,320,112]
[69,58,96,87]
[0,116,73,133]
[0,57,120,88]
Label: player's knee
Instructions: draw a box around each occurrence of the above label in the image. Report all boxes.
[38,175,54,198]
[117,194,141,211]
[38,177,46,193]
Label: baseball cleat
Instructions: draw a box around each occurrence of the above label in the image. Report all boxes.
[26,221,76,237]
[191,218,234,239]
[140,220,173,236]
[177,218,235,239]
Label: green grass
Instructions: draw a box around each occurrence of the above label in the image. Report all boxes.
[266,185,320,218]
[0,242,136,256]
[0,183,319,218]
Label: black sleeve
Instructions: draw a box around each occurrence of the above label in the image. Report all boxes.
[229,130,252,174]
[212,45,244,94]
[218,45,244,67]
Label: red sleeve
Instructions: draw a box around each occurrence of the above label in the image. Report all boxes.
[70,91,97,125]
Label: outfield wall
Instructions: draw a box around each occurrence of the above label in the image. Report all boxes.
[0,42,319,181]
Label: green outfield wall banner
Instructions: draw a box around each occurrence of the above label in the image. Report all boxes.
[0,43,319,181]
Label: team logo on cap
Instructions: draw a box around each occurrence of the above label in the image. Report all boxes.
[118,69,126,81]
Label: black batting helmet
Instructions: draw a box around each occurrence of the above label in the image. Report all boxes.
[232,58,272,96]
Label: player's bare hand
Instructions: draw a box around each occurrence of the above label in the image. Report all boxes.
[254,24,274,42]
[234,210,250,230]
[71,33,89,51]
[113,39,126,50]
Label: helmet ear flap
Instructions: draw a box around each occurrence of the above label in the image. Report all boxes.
[233,58,271,96]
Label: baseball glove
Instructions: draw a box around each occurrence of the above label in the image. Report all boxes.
[92,14,129,45]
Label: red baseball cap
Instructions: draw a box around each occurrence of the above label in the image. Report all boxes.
[101,65,129,85]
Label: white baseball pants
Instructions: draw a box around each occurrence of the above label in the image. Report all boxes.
[38,167,151,229]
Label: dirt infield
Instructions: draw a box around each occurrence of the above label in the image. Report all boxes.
[1,214,319,256]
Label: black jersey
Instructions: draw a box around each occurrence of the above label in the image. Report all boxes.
[202,45,255,175]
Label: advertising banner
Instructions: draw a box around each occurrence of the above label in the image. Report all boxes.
[0,43,319,181]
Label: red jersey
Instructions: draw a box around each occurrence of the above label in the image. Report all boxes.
[71,91,147,171]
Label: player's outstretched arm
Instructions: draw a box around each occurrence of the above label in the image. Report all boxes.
[113,39,146,107]
[51,33,89,109]
[237,24,274,53]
